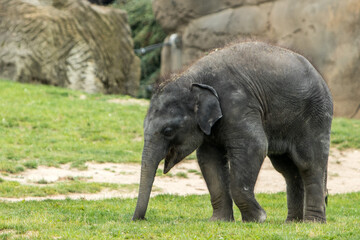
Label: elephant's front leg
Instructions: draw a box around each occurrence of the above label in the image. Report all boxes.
[227,132,268,222]
[197,143,234,221]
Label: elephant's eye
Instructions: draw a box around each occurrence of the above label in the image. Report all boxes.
[162,127,174,137]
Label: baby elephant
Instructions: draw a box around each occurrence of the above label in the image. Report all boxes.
[132,42,333,223]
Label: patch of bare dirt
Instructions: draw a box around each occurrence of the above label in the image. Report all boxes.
[0,148,359,202]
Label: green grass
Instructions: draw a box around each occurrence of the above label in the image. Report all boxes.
[0,79,148,173]
[331,118,360,149]
[0,179,137,198]
[175,172,188,178]
[0,193,359,239]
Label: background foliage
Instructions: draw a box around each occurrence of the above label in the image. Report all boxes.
[113,0,167,98]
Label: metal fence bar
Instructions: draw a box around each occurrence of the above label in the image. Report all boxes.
[134,42,171,55]
[134,33,181,55]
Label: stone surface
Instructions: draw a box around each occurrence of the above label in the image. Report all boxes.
[152,0,275,33]
[154,0,360,118]
[0,0,140,96]
[269,0,360,118]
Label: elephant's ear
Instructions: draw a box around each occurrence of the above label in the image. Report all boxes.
[191,83,223,135]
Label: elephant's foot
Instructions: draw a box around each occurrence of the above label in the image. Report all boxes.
[231,189,267,222]
[241,208,267,223]
[209,208,234,222]
[210,213,234,222]
[304,204,326,223]
[286,210,325,223]
[302,207,326,223]
[285,217,303,223]
[285,209,304,222]
[304,215,326,223]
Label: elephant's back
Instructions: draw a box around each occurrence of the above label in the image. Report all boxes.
[191,41,332,103]
[221,42,330,101]
[218,42,314,80]
[233,43,333,128]
[195,42,333,128]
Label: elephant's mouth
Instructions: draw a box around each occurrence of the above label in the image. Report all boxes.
[164,147,179,174]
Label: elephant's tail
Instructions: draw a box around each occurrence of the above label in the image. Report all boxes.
[324,168,328,206]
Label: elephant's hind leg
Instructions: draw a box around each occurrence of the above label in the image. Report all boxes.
[269,154,304,222]
[197,143,234,221]
[291,138,329,223]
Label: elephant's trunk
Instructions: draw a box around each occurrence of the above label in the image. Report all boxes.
[132,142,164,220]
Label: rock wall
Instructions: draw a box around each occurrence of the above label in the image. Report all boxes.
[154,0,360,118]
[0,0,140,96]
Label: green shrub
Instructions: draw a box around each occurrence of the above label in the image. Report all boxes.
[113,0,167,98]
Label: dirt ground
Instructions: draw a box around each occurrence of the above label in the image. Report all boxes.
[0,148,359,202]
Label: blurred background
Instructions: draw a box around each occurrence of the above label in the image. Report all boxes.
[0,0,359,118]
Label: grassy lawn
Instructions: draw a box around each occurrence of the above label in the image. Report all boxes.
[0,79,147,173]
[0,177,138,198]
[331,118,360,149]
[0,193,359,239]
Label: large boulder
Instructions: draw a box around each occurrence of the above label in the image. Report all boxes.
[154,0,360,118]
[0,0,140,96]
[269,0,360,118]
[152,0,275,33]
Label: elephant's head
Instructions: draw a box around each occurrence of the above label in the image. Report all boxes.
[132,79,223,220]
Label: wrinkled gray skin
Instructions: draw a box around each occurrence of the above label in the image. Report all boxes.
[132,42,333,223]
